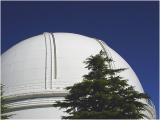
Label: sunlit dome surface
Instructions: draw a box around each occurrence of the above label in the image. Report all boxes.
[2,32,155,119]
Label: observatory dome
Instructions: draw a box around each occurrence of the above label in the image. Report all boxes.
[2,32,156,119]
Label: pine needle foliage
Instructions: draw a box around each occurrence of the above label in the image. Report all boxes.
[53,50,149,119]
[1,85,13,120]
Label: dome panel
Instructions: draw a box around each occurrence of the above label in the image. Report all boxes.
[54,33,103,89]
[100,41,144,92]
[2,35,46,95]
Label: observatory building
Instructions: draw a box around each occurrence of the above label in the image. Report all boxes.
[2,33,156,119]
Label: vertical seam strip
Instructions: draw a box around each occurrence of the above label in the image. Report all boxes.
[96,39,117,77]
[43,33,47,89]
[51,33,57,79]
[49,34,53,89]
[101,40,116,69]
[43,32,57,89]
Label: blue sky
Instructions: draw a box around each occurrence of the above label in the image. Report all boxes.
[2,1,159,118]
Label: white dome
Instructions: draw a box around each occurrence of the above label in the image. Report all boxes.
[2,32,144,95]
[2,32,155,119]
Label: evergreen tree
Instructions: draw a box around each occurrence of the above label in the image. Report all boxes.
[1,85,13,119]
[53,50,149,119]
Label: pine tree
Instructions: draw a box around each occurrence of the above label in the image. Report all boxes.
[53,50,149,119]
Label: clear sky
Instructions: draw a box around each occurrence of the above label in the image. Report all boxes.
[2,1,159,118]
